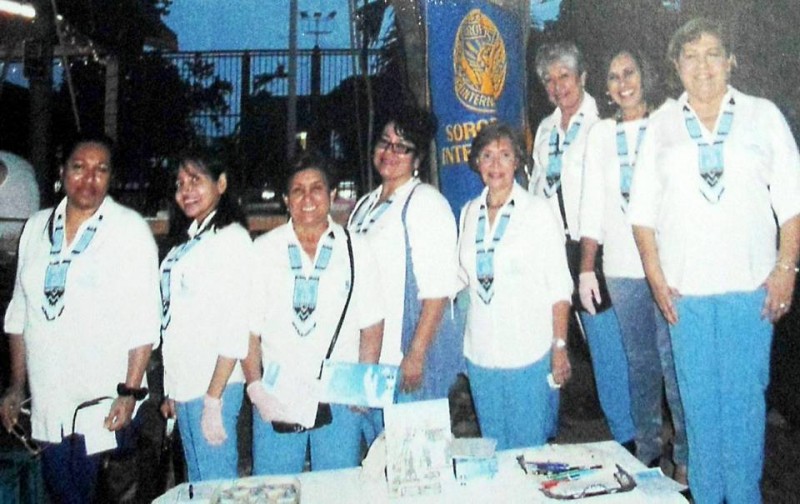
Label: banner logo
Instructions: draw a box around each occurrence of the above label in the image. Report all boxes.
[453,9,507,114]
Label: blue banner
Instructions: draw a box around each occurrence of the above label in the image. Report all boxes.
[425,0,527,220]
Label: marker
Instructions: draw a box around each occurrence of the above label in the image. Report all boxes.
[188,484,194,500]
[550,467,601,481]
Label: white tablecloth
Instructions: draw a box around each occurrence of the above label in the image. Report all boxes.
[154,440,687,503]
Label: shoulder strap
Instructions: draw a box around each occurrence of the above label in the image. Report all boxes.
[318,228,354,376]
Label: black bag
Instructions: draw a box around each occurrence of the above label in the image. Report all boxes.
[565,240,613,313]
[271,403,332,433]
[270,230,354,434]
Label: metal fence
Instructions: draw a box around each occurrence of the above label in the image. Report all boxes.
[163,48,381,138]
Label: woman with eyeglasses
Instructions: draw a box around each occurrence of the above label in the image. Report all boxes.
[0,135,161,503]
[158,151,254,482]
[347,108,462,446]
[458,123,573,450]
[629,18,800,502]
[244,152,384,474]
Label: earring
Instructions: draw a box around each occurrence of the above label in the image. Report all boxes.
[54,180,62,193]
[413,168,419,178]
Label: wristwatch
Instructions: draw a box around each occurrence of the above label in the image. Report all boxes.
[116,383,149,401]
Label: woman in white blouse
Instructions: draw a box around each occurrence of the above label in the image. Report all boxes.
[629,18,800,503]
[530,41,636,450]
[348,108,462,445]
[459,122,572,450]
[1,135,160,502]
[159,151,254,482]
[578,49,687,483]
[245,153,384,474]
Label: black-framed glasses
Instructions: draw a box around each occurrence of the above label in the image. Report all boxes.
[375,139,416,155]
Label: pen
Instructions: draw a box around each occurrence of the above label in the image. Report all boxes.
[549,467,601,481]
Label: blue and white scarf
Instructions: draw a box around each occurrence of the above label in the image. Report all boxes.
[682,97,735,203]
[42,211,102,320]
[475,200,514,305]
[543,113,584,198]
[616,115,648,212]
[289,230,335,337]
[350,195,392,234]
[160,222,213,331]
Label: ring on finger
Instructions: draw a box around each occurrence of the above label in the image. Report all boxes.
[779,302,788,309]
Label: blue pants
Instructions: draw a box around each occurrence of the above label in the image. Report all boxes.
[175,384,243,482]
[360,407,384,449]
[579,308,636,444]
[672,291,771,504]
[466,356,553,451]
[607,277,687,465]
[252,404,363,475]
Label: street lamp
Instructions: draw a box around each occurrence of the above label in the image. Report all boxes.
[300,10,336,48]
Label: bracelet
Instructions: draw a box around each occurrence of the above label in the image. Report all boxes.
[552,338,567,349]
[116,383,148,401]
[775,262,800,273]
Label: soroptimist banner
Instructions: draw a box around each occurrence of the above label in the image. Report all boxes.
[425,0,527,220]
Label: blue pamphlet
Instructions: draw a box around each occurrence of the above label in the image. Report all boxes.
[319,360,398,408]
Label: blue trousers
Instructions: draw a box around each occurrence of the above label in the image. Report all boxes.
[672,290,771,504]
[360,407,384,449]
[579,308,636,444]
[607,277,687,465]
[175,384,243,482]
[466,356,553,451]
[252,404,363,475]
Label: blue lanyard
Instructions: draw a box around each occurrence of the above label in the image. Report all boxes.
[475,200,514,305]
[288,230,335,337]
[42,212,102,321]
[160,225,212,331]
[616,115,648,212]
[682,97,735,203]
[350,194,392,234]
[544,114,583,198]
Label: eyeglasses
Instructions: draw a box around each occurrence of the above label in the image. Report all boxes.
[375,139,416,155]
[8,398,44,456]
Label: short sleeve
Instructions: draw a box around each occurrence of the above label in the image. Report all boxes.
[405,187,459,299]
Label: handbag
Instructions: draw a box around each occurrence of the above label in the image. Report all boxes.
[271,229,354,433]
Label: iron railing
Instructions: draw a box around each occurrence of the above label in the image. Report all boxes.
[163,48,381,138]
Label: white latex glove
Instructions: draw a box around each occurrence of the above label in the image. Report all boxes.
[201,395,227,446]
[579,271,601,315]
[246,381,287,422]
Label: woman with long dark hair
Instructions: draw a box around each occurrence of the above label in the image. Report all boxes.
[159,151,254,481]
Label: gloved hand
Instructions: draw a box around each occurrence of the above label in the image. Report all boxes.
[579,271,601,315]
[246,381,287,422]
[201,395,227,445]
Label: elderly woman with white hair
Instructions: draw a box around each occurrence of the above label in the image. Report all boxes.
[529,41,636,450]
